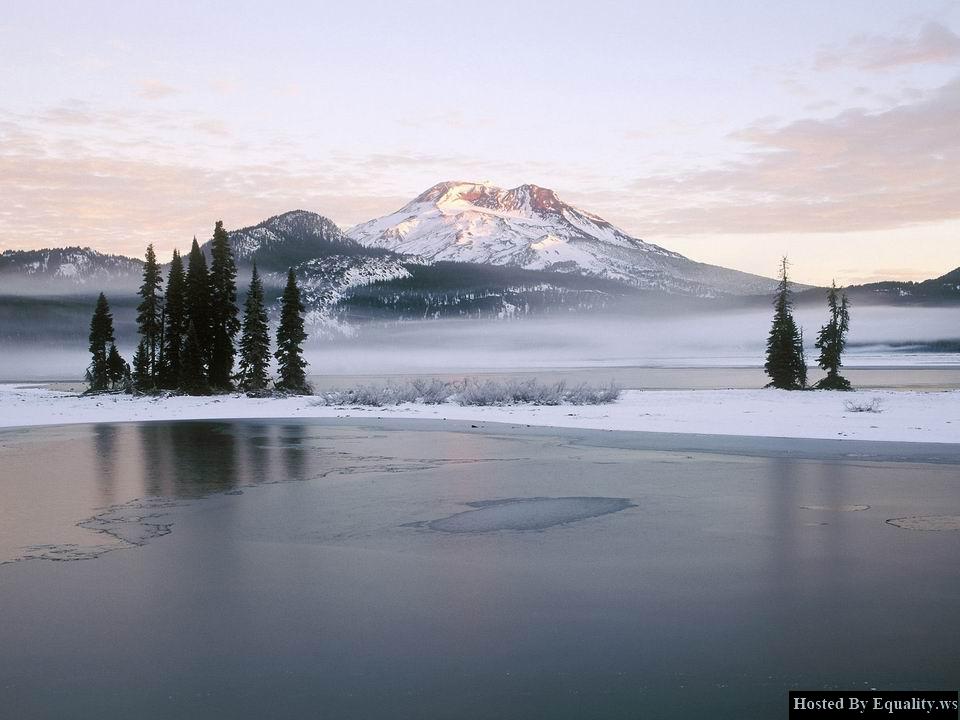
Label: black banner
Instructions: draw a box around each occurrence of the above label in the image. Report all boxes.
[790,691,958,718]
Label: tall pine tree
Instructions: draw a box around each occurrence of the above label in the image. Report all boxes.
[180,320,210,395]
[135,244,163,389]
[275,268,310,394]
[764,257,807,390]
[106,343,129,390]
[160,249,186,389]
[238,264,271,393]
[183,237,211,390]
[86,292,115,393]
[814,281,851,390]
[132,339,151,392]
[208,220,240,390]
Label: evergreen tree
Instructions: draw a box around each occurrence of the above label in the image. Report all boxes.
[208,220,240,390]
[796,328,808,389]
[160,249,186,389]
[135,244,163,389]
[275,268,310,394]
[183,237,211,387]
[106,344,129,390]
[87,292,115,393]
[238,264,271,392]
[814,281,852,390]
[764,257,807,390]
[132,339,151,392]
[179,320,210,395]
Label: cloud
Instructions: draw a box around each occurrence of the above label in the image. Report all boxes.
[137,80,180,100]
[193,119,230,137]
[815,21,960,72]
[0,113,488,253]
[396,110,495,130]
[619,75,960,235]
[803,99,838,112]
[0,146,410,254]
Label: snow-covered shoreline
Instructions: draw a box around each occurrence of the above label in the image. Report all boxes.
[1,383,958,444]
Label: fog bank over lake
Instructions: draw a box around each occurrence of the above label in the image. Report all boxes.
[2,305,957,381]
[305,306,960,374]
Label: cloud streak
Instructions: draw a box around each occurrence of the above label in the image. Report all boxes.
[137,80,180,100]
[621,75,960,235]
[815,21,960,71]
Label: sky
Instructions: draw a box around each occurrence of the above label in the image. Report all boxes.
[1,0,958,286]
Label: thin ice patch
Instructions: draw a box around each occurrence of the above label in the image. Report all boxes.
[426,497,634,533]
[800,504,870,512]
[886,515,960,531]
[8,497,184,564]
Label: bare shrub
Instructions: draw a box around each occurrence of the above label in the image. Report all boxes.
[843,397,883,413]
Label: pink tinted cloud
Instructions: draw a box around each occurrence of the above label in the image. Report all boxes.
[137,80,180,100]
[816,21,960,72]
[621,76,960,235]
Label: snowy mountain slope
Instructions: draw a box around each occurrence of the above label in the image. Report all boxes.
[347,181,781,296]
[287,255,411,334]
[0,247,143,293]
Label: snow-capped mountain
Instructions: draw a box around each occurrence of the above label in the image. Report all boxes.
[348,181,780,296]
[0,247,143,293]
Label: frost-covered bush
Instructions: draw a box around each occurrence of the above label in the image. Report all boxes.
[409,378,450,404]
[455,378,558,405]
[564,381,622,405]
[312,378,622,407]
[453,378,622,406]
[843,397,883,413]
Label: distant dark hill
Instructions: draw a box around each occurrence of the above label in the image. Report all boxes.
[336,260,714,323]
[796,266,960,306]
[200,209,395,273]
[0,247,143,294]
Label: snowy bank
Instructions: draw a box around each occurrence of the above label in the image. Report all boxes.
[1,384,958,443]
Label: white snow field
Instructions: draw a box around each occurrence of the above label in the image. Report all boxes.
[1,384,958,443]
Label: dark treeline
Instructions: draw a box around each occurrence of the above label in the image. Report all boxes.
[764,257,852,391]
[86,221,312,396]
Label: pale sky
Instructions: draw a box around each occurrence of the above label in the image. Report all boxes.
[1,0,959,286]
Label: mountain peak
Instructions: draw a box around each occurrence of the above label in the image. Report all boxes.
[413,181,490,206]
[213,209,364,271]
[413,181,568,218]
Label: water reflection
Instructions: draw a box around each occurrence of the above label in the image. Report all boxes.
[241,423,272,486]
[279,425,307,482]
[92,424,119,502]
[131,422,244,497]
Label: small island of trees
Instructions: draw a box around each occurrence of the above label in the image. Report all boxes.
[86,221,311,397]
[764,256,852,391]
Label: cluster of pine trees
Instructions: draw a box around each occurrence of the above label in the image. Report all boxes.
[764,257,851,390]
[87,222,311,396]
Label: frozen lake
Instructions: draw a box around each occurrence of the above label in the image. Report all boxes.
[1,419,959,718]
